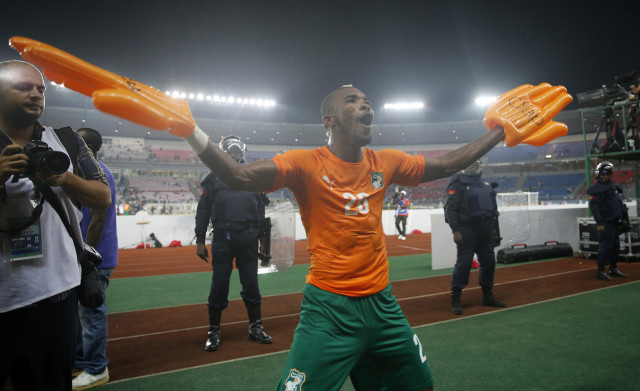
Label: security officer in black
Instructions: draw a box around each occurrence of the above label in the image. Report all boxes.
[444,160,505,315]
[195,136,272,351]
[587,161,629,281]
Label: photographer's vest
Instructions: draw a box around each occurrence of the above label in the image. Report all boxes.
[0,126,82,313]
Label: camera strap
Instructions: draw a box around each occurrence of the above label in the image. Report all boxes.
[35,182,83,255]
[0,195,46,234]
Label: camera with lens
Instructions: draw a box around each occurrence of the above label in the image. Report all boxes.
[16,140,70,175]
[576,71,636,108]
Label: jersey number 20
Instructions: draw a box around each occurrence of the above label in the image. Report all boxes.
[343,192,370,215]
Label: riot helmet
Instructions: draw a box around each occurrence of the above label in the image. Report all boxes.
[595,161,614,178]
[219,135,246,163]
[462,160,482,176]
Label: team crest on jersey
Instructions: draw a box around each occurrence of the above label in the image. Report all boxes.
[371,172,383,190]
[284,368,306,390]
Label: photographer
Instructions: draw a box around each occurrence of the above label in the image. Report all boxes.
[615,71,640,96]
[632,77,640,95]
[0,61,110,391]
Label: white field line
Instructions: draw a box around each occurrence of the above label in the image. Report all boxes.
[106,279,640,386]
[397,245,427,251]
[109,267,596,342]
[396,267,592,302]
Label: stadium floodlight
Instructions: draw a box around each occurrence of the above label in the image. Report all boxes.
[164,90,277,108]
[475,96,497,106]
[383,102,424,110]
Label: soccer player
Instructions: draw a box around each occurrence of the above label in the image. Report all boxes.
[192,85,507,390]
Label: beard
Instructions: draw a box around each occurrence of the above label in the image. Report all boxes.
[1,103,42,129]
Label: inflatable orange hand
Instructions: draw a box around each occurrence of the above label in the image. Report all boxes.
[9,37,196,137]
[484,83,573,147]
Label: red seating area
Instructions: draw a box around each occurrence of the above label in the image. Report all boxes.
[403,179,448,205]
[149,149,198,164]
[614,169,635,185]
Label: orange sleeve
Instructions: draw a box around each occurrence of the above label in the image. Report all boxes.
[380,149,425,187]
[271,149,312,193]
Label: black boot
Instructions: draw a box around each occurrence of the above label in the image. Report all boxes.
[609,266,628,278]
[597,267,611,281]
[481,286,506,307]
[450,288,463,315]
[205,308,222,351]
[246,303,272,344]
[249,320,272,344]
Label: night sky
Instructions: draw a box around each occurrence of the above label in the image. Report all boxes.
[1,0,638,124]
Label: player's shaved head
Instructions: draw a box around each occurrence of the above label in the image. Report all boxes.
[321,84,356,118]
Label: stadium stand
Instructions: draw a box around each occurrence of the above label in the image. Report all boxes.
[89,136,638,213]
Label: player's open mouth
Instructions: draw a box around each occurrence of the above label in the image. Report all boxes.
[359,113,373,126]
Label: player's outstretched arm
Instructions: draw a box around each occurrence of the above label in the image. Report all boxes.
[423,126,505,182]
[197,140,278,192]
[9,36,277,192]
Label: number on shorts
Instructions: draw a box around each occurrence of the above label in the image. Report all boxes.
[413,333,427,363]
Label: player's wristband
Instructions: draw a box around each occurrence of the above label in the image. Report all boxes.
[185,126,209,155]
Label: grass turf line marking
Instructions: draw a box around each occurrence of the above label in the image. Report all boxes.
[106,280,640,386]
[108,313,299,342]
[396,267,595,302]
[412,280,640,329]
[103,349,291,386]
[108,268,597,341]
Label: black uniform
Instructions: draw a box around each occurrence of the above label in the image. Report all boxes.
[587,179,625,272]
[444,172,499,290]
[195,172,269,312]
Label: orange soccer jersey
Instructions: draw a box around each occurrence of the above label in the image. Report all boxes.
[271,147,425,296]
